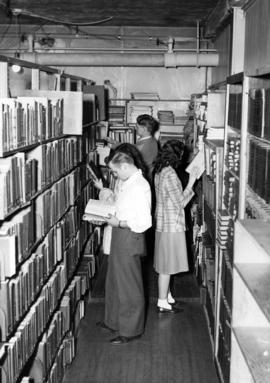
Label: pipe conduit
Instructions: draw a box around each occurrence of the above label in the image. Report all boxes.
[19,52,219,67]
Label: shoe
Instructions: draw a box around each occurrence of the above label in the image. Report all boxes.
[96,321,117,333]
[156,306,183,314]
[110,335,141,345]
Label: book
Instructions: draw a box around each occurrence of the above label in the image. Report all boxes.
[186,148,205,179]
[83,199,115,222]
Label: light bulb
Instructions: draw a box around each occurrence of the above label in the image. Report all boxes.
[11,64,22,73]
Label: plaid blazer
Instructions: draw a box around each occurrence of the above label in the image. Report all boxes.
[154,166,194,232]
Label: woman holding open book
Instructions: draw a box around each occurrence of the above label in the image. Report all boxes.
[153,140,199,313]
[95,143,152,345]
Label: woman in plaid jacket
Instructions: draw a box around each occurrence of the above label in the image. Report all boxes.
[154,140,198,313]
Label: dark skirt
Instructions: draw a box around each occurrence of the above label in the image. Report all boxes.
[154,231,189,275]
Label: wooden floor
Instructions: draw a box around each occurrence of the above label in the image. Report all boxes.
[63,301,218,383]
[63,251,218,383]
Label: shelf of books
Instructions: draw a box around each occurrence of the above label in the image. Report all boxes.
[213,75,245,383]
[201,138,224,350]
[228,71,270,382]
[0,57,102,383]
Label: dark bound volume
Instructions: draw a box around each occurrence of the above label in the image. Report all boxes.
[248,88,264,137]
[264,88,270,141]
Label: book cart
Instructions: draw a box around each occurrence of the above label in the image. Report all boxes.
[0,55,105,383]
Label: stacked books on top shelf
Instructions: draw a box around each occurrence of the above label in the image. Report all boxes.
[130,92,159,100]
[108,105,125,124]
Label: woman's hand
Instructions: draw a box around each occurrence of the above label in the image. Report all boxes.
[93,178,104,190]
[104,214,119,227]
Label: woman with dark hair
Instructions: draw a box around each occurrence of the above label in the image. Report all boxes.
[153,140,198,313]
[95,143,152,344]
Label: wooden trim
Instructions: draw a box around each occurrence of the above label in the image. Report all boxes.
[0,62,9,97]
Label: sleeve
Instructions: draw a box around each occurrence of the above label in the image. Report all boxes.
[126,185,152,233]
[165,170,194,209]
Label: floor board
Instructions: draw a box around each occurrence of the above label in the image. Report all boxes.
[63,302,218,383]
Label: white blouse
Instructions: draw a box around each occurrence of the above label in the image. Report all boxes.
[115,170,152,233]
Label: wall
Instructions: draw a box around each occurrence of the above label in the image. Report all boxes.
[210,22,231,85]
[0,25,209,114]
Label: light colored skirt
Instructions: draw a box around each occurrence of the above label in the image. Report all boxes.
[154,231,189,275]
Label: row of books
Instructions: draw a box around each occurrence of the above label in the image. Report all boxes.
[228,89,242,131]
[0,220,92,383]
[0,208,80,340]
[223,171,238,219]
[226,137,240,175]
[108,128,135,144]
[0,206,35,269]
[248,87,270,140]
[0,137,82,219]
[35,169,81,239]
[248,138,270,203]
[203,175,215,212]
[0,97,64,156]
[0,264,66,383]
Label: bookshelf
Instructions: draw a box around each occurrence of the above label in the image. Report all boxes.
[230,220,270,383]
[201,138,224,350]
[0,56,101,383]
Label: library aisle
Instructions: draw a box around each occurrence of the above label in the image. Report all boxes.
[63,260,219,383]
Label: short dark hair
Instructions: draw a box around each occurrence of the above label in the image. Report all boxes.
[136,114,159,136]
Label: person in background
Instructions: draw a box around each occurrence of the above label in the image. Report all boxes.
[135,114,159,182]
[95,143,152,344]
[153,140,198,313]
[106,114,159,183]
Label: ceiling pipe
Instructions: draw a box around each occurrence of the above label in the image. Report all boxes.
[19,52,219,67]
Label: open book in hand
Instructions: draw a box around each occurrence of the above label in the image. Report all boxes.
[83,199,116,222]
[185,148,205,179]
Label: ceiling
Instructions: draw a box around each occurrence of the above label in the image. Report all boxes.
[0,0,219,28]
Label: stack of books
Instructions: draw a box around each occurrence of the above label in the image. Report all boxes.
[108,105,125,124]
[228,88,242,130]
[217,210,232,250]
[158,110,174,125]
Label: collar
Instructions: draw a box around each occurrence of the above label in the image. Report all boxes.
[137,136,152,142]
[119,169,142,190]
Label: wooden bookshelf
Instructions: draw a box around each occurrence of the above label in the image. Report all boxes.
[0,55,100,383]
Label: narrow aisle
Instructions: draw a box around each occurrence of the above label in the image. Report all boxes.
[63,300,218,383]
